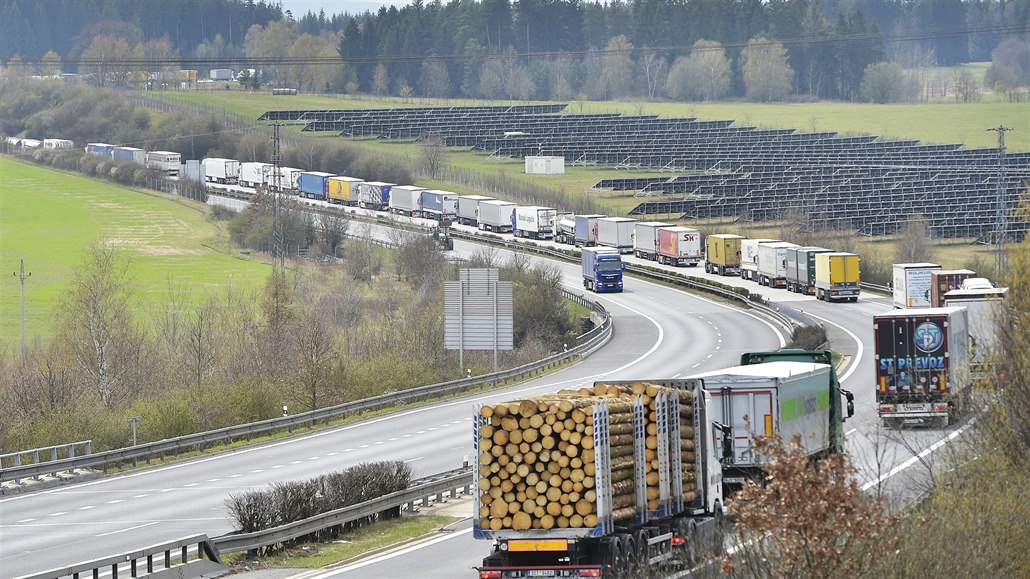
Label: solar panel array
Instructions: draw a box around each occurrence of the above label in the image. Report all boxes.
[261,105,1030,240]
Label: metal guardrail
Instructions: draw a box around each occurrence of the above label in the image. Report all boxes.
[0,441,92,484]
[0,294,611,484]
[18,467,476,579]
[16,534,224,579]
[212,466,474,554]
[862,281,891,294]
[442,228,798,336]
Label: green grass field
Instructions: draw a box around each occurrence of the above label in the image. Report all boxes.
[0,158,271,351]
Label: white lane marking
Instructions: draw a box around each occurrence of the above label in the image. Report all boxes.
[96,521,159,537]
[625,275,785,349]
[342,449,354,452]
[802,311,864,383]
[207,478,222,482]
[78,505,95,510]
[159,488,174,493]
[48,511,69,516]
[289,460,303,464]
[185,483,199,487]
[404,457,424,463]
[845,429,857,437]
[374,441,385,445]
[133,494,149,499]
[17,518,36,523]
[327,452,338,456]
[305,527,473,578]
[271,465,284,468]
[307,457,320,461]
[251,469,265,473]
[860,421,974,491]
[105,500,123,504]
[228,474,242,478]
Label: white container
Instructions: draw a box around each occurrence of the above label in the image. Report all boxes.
[693,362,833,469]
[597,217,637,254]
[657,226,702,267]
[478,200,517,233]
[457,195,494,225]
[740,238,779,282]
[389,185,424,215]
[892,263,942,308]
[513,206,558,239]
[239,162,273,188]
[757,241,799,288]
[202,157,240,184]
[633,221,672,261]
[146,151,182,176]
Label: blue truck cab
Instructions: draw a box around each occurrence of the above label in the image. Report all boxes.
[582,246,624,293]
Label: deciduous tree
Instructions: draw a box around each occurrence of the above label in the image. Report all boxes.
[742,36,794,102]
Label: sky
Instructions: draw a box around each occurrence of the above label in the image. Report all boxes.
[279,0,402,17]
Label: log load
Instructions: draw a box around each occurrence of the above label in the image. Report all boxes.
[476,380,698,532]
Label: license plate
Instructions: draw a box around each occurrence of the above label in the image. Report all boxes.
[901,404,928,412]
[528,571,556,577]
[903,418,923,424]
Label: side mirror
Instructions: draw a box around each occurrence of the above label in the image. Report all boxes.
[713,421,733,463]
[843,389,855,420]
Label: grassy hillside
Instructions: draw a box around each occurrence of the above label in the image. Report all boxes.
[0,158,270,351]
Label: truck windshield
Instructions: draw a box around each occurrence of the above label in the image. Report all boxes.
[596,259,622,272]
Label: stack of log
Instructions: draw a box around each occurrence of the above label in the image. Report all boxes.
[477,381,696,532]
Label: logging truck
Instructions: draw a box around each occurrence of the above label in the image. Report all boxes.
[474,378,724,578]
[474,350,852,579]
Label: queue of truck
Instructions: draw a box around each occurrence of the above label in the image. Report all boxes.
[874,264,1006,428]
[474,349,854,578]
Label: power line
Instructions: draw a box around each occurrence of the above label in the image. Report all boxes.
[4,22,1022,68]
[12,259,31,359]
[987,125,1013,272]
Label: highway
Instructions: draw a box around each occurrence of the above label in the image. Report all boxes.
[0,195,962,577]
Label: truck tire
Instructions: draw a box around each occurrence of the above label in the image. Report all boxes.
[616,534,634,578]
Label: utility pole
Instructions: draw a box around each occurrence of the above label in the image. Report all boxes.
[270,122,285,271]
[12,259,30,358]
[987,125,1013,273]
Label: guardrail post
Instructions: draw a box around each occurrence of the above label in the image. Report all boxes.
[165,548,171,569]
[13,454,21,484]
[131,558,137,578]
[181,545,188,564]
[111,562,118,579]
[86,440,92,455]
[147,554,154,573]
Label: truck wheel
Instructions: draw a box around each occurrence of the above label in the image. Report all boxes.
[613,535,630,572]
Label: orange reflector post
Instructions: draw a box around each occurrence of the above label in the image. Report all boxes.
[879,376,887,394]
[507,539,569,552]
[764,414,773,437]
[940,372,947,392]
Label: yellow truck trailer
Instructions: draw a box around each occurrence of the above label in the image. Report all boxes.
[705,233,745,276]
[327,176,362,205]
[815,252,861,302]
